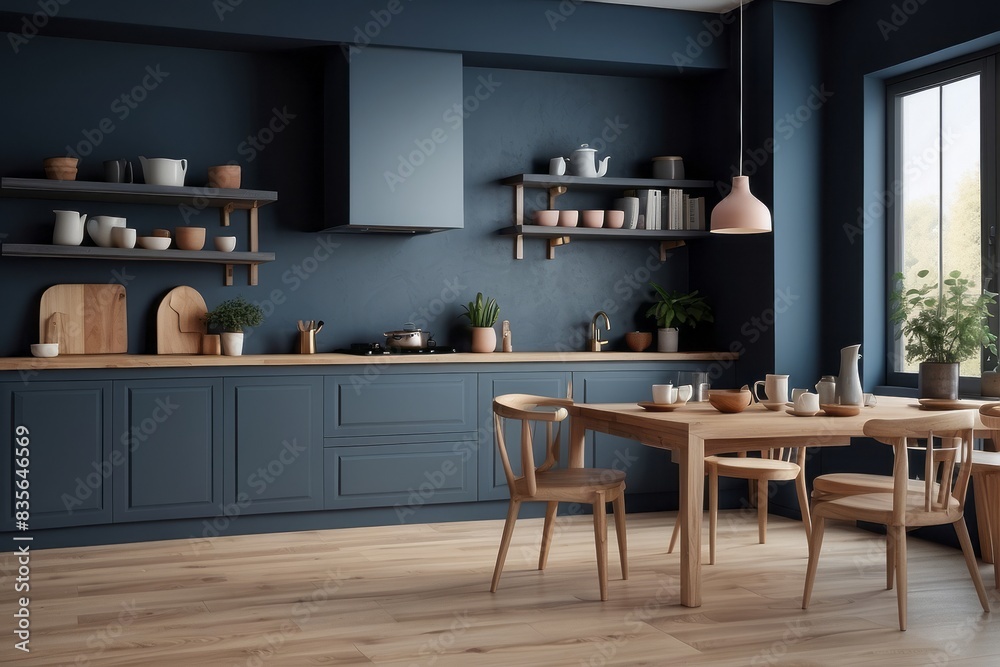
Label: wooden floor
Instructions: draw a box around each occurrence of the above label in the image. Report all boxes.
[3,511,1000,665]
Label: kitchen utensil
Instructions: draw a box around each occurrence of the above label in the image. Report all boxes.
[39,284,127,354]
[139,156,188,186]
[87,215,126,247]
[137,236,171,250]
[314,320,324,333]
[214,236,237,252]
[501,320,512,352]
[652,155,684,180]
[384,322,432,349]
[104,158,133,184]
[566,144,610,178]
[30,343,58,358]
[111,227,137,249]
[652,384,676,404]
[297,320,305,332]
[52,210,87,246]
[174,226,206,251]
[793,392,820,415]
[752,374,789,404]
[207,165,241,189]
[299,330,316,354]
[156,286,208,354]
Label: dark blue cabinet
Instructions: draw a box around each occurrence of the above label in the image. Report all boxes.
[225,377,323,515]
[0,381,112,530]
[477,371,573,501]
[112,379,223,522]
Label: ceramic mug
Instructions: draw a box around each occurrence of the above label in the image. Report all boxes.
[104,158,133,184]
[675,384,693,404]
[794,392,820,415]
[753,374,789,404]
[549,157,567,176]
[652,384,676,405]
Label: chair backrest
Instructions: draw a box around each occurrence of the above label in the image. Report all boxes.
[862,411,976,522]
[493,394,573,497]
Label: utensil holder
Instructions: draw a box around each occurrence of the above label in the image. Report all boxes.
[299,330,316,354]
[202,334,221,355]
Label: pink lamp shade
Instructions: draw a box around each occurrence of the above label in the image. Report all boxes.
[710,175,772,234]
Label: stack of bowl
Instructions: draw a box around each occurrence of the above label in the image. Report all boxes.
[44,157,78,181]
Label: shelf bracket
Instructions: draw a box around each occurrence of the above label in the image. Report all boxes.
[513,184,524,225]
[514,233,524,260]
[547,235,570,260]
[248,205,260,286]
[224,264,234,286]
[547,186,567,209]
[659,240,685,262]
[220,202,236,227]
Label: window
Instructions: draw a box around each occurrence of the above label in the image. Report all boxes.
[886,54,997,389]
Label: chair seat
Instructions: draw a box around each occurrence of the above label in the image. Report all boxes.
[813,491,962,527]
[706,455,800,481]
[812,472,940,499]
[514,468,625,491]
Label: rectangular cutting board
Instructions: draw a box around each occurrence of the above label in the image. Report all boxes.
[39,284,128,354]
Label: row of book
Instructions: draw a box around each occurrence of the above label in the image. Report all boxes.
[624,189,706,231]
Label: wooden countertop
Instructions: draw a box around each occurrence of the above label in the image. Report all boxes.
[0,351,738,371]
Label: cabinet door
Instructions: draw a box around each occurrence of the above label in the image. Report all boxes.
[477,372,573,501]
[225,377,323,515]
[576,370,678,495]
[112,379,223,522]
[0,381,112,530]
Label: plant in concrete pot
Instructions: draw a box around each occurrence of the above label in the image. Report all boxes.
[889,269,997,399]
[461,292,500,353]
[204,295,264,356]
[645,282,713,352]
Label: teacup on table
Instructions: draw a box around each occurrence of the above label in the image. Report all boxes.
[652,384,676,405]
[792,392,820,416]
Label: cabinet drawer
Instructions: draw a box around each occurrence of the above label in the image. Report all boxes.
[324,439,476,513]
[324,373,476,437]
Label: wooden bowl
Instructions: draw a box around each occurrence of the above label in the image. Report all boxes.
[174,226,206,251]
[44,166,77,181]
[207,165,241,189]
[43,157,78,168]
[708,388,753,413]
[625,331,652,352]
[151,228,172,238]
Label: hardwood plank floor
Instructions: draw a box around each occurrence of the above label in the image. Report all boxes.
[3,511,999,665]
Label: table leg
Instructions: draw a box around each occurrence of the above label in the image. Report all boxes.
[569,415,586,469]
[974,472,994,565]
[677,434,704,607]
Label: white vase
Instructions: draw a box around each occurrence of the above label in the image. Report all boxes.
[221,331,244,356]
[657,328,679,352]
[835,344,863,405]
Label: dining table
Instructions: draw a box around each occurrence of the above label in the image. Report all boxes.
[567,394,992,608]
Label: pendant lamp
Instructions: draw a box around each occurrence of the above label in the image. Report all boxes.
[710,0,772,234]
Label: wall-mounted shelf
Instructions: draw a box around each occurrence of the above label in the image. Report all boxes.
[500,173,715,259]
[0,177,278,285]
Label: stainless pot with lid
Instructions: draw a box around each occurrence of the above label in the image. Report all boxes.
[383,322,435,349]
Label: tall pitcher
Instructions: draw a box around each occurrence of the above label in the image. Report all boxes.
[835,344,863,406]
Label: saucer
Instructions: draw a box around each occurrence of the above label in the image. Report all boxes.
[761,401,786,411]
[820,404,861,417]
[786,408,818,417]
[638,401,684,412]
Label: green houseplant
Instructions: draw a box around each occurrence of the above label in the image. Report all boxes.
[645,282,713,352]
[461,292,500,353]
[889,269,997,398]
[204,295,264,356]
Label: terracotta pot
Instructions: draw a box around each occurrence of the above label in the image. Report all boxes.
[471,327,496,353]
[918,361,959,400]
[657,327,679,352]
[625,331,652,352]
[221,331,244,356]
[174,226,206,251]
[207,165,241,189]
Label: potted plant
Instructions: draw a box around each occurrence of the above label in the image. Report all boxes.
[461,292,500,353]
[204,295,264,356]
[889,269,997,399]
[645,282,713,352]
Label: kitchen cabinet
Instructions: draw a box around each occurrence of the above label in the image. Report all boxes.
[500,174,713,259]
[322,47,464,232]
[0,381,112,530]
[477,371,574,501]
[0,177,277,285]
[112,378,223,522]
[225,377,324,515]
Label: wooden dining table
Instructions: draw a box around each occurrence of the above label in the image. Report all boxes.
[567,395,991,608]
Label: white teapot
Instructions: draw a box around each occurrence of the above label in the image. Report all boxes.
[567,144,610,178]
[139,156,188,187]
[87,215,126,248]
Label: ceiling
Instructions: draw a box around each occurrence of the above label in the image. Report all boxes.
[586,0,839,13]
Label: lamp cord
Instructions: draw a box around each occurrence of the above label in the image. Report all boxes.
[738,0,744,178]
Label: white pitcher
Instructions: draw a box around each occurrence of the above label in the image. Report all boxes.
[139,156,188,186]
[52,210,87,246]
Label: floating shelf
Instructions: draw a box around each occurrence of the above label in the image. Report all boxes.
[498,225,710,260]
[500,174,715,191]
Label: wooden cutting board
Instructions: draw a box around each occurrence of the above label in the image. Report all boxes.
[39,284,128,354]
[156,286,207,354]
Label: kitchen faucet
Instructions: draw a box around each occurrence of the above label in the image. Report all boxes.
[589,311,611,352]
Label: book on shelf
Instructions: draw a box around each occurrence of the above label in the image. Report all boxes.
[625,188,661,230]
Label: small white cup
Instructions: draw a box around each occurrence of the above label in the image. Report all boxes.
[675,384,693,404]
[794,392,820,415]
[214,236,237,252]
[790,387,808,402]
[652,384,676,405]
[111,226,136,249]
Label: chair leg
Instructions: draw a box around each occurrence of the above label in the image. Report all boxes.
[886,530,895,591]
[757,478,769,544]
[802,515,826,609]
[491,499,521,593]
[794,466,812,546]
[612,494,628,580]
[709,463,719,565]
[667,514,680,554]
[953,518,991,613]
[539,501,559,571]
[593,490,608,601]
[891,524,907,631]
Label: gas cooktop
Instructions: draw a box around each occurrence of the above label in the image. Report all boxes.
[337,343,457,356]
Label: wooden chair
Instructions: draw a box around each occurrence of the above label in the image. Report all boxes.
[667,447,811,564]
[973,403,1000,589]
[490,394,628,601]
[802,411,990,631]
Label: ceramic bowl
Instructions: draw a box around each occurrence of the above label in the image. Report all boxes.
[207,165,241,189]
[533,210,559,226]
[43,157,78,168]
[111,227,137,249]
[137,236,171,250]
[558,210,578,227]
[214,236,237,252]
[174,226,206,251]
[625,331,652,352]
[581,210,604,228]
[605,210,625,229]
[708,388,753,413]
[30,343,59,358]
[44,166,77,181]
